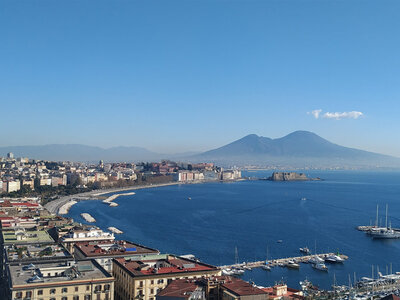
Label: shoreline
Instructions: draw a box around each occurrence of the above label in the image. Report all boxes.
[44,179,245,215]
[44,181,192,215]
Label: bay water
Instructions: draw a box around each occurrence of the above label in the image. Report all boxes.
[67,170,400,290]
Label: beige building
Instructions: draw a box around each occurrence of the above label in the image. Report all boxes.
[60,228,115,253]
[7,260,114,300]
[113,254,221,300]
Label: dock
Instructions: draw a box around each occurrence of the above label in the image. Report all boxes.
[108,226,123,234]
[219,253,348,269]
[80,213,96,223]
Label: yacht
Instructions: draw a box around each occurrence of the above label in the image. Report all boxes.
[286,261,300,269]
[368,204,400,239]
[261,264,271,271]
[299,247,310,254]
[308,255,324,264]
[325,255,344,263]
[312,263,328,271]
[369,227,400,239]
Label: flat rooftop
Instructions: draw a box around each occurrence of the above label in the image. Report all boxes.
[9,260,112,287]
[2,229,54,244]
[6,243,72,263]
[75,240,159,258]
[115,255,218,277]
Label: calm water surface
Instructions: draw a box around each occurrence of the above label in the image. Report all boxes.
[67,170,400,290]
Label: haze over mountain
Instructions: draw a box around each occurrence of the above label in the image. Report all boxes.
[195,131,400,168]
[1,131,399,168]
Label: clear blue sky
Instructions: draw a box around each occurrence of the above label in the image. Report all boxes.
[1,0,399,156]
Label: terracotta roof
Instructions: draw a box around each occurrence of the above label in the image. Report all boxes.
[222,277,267,296]
[115,256,217,277]
[75,240,159,257]
[157,279,199,298]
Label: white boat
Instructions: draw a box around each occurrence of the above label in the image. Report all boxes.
[308,255,324,264]
[312,263,328,271]
[261,264,271,271]
[231,268,245,275]
[222,269,233,275]
[325,255,344,263]
[286,261,300,269]
[301,197,307,201]
[299,247,310,254]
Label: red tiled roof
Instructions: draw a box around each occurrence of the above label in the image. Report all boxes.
[74,240,159,257]
[115,256,217,276]
[157,279,199,298]
[221,277,267,296]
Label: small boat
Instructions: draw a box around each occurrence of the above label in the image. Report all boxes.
[261,264,271,271]
[231,268,245,275]
[286,261,300,269]
[188,197,192,200]
[312,263,328,271]
[299,247,310,254]
[222,269,233,275]
[277,240,283,243]
[308,256,324,264]
[301,197,307,201]
[325,255,344,263]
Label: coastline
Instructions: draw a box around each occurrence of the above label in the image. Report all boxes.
[44,181,190,215]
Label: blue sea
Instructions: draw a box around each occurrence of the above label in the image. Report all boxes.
[67,170,400,290]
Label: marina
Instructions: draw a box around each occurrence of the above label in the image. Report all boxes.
[219,252,348,270]
[67,171,400,290]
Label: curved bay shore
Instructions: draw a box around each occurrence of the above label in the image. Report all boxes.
[44,181,183,215]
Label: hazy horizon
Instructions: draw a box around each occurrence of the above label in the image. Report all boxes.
[1,1,400,156]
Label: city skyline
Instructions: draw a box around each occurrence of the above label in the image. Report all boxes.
[1,1,400,156]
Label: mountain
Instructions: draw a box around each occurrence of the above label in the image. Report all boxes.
[0,144,160,162]
[195,131,400,168]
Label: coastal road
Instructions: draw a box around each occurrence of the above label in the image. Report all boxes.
[44,182,182,214]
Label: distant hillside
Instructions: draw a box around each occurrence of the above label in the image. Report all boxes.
[195,131,400,168]
[0,144,160,162]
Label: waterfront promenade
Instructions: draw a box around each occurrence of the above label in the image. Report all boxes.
[44,182,182,214]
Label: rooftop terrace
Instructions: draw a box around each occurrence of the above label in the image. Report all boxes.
[2,229,54,245]
[9,260,112,287]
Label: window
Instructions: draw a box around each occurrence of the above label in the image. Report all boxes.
[150,289,154,294]
[16,292,22,298]
[73,297,80,300]
[26,291,32,298]
[96,295,101,300]
[95,285,101,292]
[62,287,68,293]
[75,286,79,292]
[50,289,56,294]
[86,286,90,291]
[62,297,68,300]
[84,296,91,300]
[151,280,154,284]
[50,298,56,300]
[104,284,110,291]
[139,281,143,287]
[38,290,43,295]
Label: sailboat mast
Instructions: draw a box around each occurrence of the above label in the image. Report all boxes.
[385,204,387,228]
[375,204,379,227]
